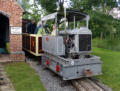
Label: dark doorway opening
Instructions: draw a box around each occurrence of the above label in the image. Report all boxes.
[0,14,10,54]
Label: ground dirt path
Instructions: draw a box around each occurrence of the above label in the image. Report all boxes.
[0,63,15,91]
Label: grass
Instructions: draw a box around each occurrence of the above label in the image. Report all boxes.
[4,47,120,91]
[5,62,46,91]
[92,47,120,91]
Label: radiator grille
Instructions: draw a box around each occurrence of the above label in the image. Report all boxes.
[79,35,91,51]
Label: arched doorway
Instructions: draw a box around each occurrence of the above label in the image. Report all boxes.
[0,14,10,54]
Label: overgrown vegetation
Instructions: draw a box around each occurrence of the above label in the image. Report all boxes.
[93,38,120,51]
[89,11,120,38]
[5,62,46,91]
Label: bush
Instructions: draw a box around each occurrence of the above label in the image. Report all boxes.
[88,11,120,38]
[92,38,120,51]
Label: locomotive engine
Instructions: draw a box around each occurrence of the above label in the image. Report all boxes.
[42,10,102,80]
[59,27,92,58]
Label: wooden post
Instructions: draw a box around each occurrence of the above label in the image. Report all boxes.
[64,8,67,34]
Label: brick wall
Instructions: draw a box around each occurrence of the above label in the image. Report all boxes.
[10,35,22,52]
[0,0,25,61]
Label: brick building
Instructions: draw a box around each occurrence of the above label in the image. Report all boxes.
[0,0,25,61]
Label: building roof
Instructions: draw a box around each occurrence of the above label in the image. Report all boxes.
[15,0,24,12]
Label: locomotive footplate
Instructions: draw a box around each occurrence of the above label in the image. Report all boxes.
[42,52,102,80]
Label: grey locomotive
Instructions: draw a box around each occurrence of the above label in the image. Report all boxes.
[41,10,102,80]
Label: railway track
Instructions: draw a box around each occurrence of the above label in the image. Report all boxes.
[26,57,111,91]
[72,78,112,91]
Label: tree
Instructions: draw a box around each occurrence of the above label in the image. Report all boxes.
[70,0,100,11]
[17,0,42,22]
[38,0,57,13]
[17,0,30,11]
[38,0,65,13]
[70,0,117,13]
[69,0,120,39]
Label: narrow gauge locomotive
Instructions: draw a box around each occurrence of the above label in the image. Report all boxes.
[22,10,102,80]
[41,10,102,80]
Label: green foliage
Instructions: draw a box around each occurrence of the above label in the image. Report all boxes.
[70,0,101,11]
[70,0,117,12]
[5,62,46,91]
[20,0,120,41]
[89,11,120,38]
[69,0,119,40]
[18,0,42,22]
[17,0,30,11]
[92,38,120,51]
[27,3,41,23]
[38,0,57,13]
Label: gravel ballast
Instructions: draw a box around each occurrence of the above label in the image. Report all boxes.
[26,58,76,91]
